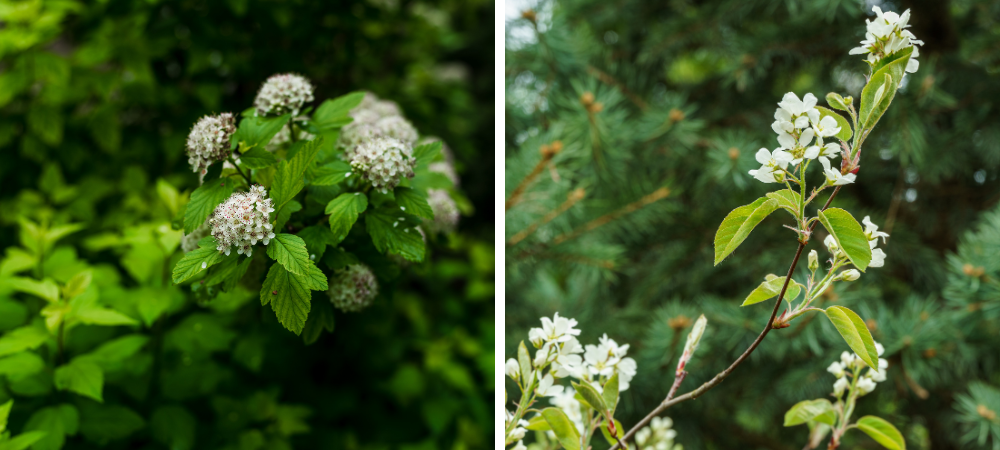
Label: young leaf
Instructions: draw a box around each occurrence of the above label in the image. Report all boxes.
[858,46,912,133]
[311,92,365,131]
[525,415,551,431]
[741,276,802,306]
[23,404,79,450]
[714,197,779,265]
[366,208,426,262]
[238,146,278,169]
[572,380,608,412]
[311,160,353,186]
[326,193,368,243]
[234,114,289,150]
[259,263,322,335]
[783,399,836,426]
[817,208,872,271]
[540,408,581,450]
[62,270,92,301]
[172,241,224,284]
[0,326,50,358]
[766,189,802,221]
[5,277,60,303]
[517,341,532,387]
[75,306,139,327]
[393,187,434,219]
[54,359,104,402]
[412,141,442,166]
[266,234,312,276]
[183,179,234,233]
[825,306,879,370]
[0,430,47,450]
[0,399,11,433]
[857,416,906,450]
[826,92,849,112]
[815,106,853,143]
[603,373,620,416]
[270,138,322,210]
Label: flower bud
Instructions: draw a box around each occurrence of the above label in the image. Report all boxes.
[832,376,849,396]
[253,73,314,116]
[186,113,236,179]
[505,358,520,380]
[808,249,819,272]
[824,235,840,255]
[836,269,861,281]
[676,314,707,376]
[328,263,379,312]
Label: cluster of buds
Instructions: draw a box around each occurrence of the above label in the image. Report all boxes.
[327,263,379,312]
[349,137,417,192]
[850,7,923,74]
[423,189,459,234]
[339,92,418,158]
[635,417,682,450]
[827,342,888,397]
[253,73,315,116]
[580,91,603,114]
[185,113,236,179]
[209,185,276,257]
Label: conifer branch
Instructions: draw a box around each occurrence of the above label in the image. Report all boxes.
[587,65,649,111]
[610,187,842,450]
[552,187,671,245]
[505,141,563,211]
[508,188,586,246]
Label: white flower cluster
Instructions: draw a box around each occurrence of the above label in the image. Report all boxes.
[827,342,888,397]
[424,189,459,234]
[750,93,852,185]
[186,113,237,178]
[635,417,682,450]
[339,93,418,159]
[349,137,417,193]
[355,91,402,118]
[327,263,379,312]
[181,219,211,253]
[850,7,923,74]
[209,185,276,257]
[253,73,315,116]
[863,216,889,268]
[505,409,529,450]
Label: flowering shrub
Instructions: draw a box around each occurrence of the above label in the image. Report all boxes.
[505,6,921,450]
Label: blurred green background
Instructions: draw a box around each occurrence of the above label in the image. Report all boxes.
[505,0,1000,448]
[0,0,493,449]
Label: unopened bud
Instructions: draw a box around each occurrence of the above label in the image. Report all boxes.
[521,9,536,22]
[676,314,707,376]
[580,92,595,106]
[836,269,860,282]
[808,250,819,272]
[727,147,740,160]
[587,102,604,113]
[668,108,685,122]
[550,140,563,153]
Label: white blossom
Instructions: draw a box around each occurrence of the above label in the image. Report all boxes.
[536,372,564,397]
[827,361,845,378]
[350,137,417,193]
[186,113,236,180]
[327,263,379,312]
[748,148,794,183]
[857,376,877,395]
[373,115,418,146]
[254,73,315,116]
[551,337,584,378]
[819,157,856,186]
[849,7,923,74]
[833,376,849,396]
[505,358,520,380]
[862,216,890,268]
[635,416,680,450]
[209,185,275,257]
[528,312,582,348]
[424,188,460,234]
[837,269,861,281]
[511,441,527,450]
[812,115,842,141]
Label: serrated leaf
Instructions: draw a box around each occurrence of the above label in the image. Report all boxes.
[297,225,335,261]
[815,106,853,143]
[266,234,312,275]
[766,189,801,221]
[271,138,322,210]
[234,114,289,150]
[0,326,50,358]
[825,306,879,370]
[603,373,620,416]
[714,197,778,265]
[183,180,234,233]
[311,92,364,131]
[784,399,836,426]
[572,380,608,412]
[273,199,302,231]
[23,404,78,450]
[172,240,224,284]
[260,263,323,335]
[5,277,60,303]
[859,47,912,134]
[817,208,872,271]
[857,416,906,450]
[826,92,849,112]
[393,187,434,219]
[302,298,335,345]
[311,160,354,186]
[741,275,802,306]
[366,208,425,262]
[540,408,581,450]
[326,193,368,243]
[54,360,104,402]
[412,141,442,166]
[238,146,278,169]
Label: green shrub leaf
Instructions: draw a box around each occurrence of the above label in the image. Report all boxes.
[540,407,581,450]
[311,160,353,186]
[817,208,872,271]
[857,416,906,450]
[259,263,325,335]
[766,189,802,221]
[859,47,912,133]
[715,197,778,265]
[54,360,104,402]
[742,275,802,306]
[326,193,368,243]
[184,179,234,233]
[266,233,312,276]
[783,399,835,426]
[572,380,608,412]
[825,305,879,370]
[172,240,224,284]
[238,146,278,169]
[235,114,289,150]
[393,187,434,219]
[271,138,322,210]
[366,208,425,262]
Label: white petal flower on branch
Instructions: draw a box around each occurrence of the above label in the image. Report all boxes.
[819,157,856,186]
[505,358,520,380]
[833,376,849,396]
[850,7,924,74]
[350,137,417,193]
[536,373,564,397]
[327,263,380,312]
[827,361,846,378]
[209,185,275,257]
[186,113,237,180]
[857,376,877,395]
[748,148,794,183]
[254,73,315,116]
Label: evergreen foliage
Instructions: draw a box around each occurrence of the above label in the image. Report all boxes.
[505,0,1000,448]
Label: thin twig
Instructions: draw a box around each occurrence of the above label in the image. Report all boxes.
[587,65,649,111]
[609,187,843,450]
[228,156,253,186]
[505,142,562,211]
[552,187,671,246]
[508,188,586,246]
[666,370,687,401]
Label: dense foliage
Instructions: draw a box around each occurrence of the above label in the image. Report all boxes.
[505,0,1000,449]
[0,1,493,449]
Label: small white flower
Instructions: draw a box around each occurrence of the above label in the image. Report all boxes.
[186,113,237,180]
[812,115,842,139]
[862,216,890,247]
[827,361,845,378]
[253,73,315,116]
[209,185,276,258]
[819,157,856,186]
[528,328,546,348]
[840,351,856,368]
[857,376,877,395]
[505,358,520,380]
[536,373,564,397]
[423,189,460,234]
[778,92,818,116]
[837,269,861,282]
[833,376,850,396]
[537,312,582,345]
[748,148,794,183]
[512,441,527,450]
[350,137,417,193]
[875,342,885,357]
[825,235,841,256]
[850,7,923,74]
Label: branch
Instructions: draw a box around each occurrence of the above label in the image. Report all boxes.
[552,187,670,245]
[505,142,562,211]
[610,186,842,450]
[507,188,585,246]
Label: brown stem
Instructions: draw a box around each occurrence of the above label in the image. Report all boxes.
[587,65,649,111]
[552,187,670,246]
[505,143,561,211]
[666,370,687,401]
[507,188,585,246]
[609,187,842,450]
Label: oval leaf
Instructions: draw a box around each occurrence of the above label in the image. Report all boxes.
[603,373,619,416]
[857,416,906,450]
[825,306,879,370]
[859,47,912,134]
[784,399,835,427]
[540,408,581,450]
[714,197,778,265]
[766,189,801,221]
[817,208,871,271]
[741,275,801,306]
[826,92,849,112]
[572,380,607,413]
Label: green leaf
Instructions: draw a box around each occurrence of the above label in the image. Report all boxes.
[817,208,872,271]
[0,399,11,433]
[366,208,425,262]
[297,225,335,261]
[77,335,148,371]
[271,138,322,210]
[260,263,318,335]
[826,92,849,112]
[266,234,312,276]
[273,199,302,232]
[541,408,581,450]
[412,141,442,166]
[784,399,836,426]
[75,305,140,327]
[815,106,853,143]
[311,92,364,131]
[766,189,802,221]
[150,406,196,450]
[0,326,49,358]
[741,275,802,306]
[5,277,60,303]
[859,47,912,133]
[62,270,92,300]
[603,373,620,416]
[517,341,532,387]
[235,114,290,150]
[326,193,368,243]
[172,240,224,284]
[0,431,47,450]
[825,306,879,370]
[599,419,626,448]
[0,352,45,380]
[0,248,36,277]
[857,416,906,450]
[393,187,434,219]
[23,404,78,450]
[238,146,278,169]
[714,197,779,265]
[311,160,353,186]
[572,380,608,412]
[525,415,551,431]
[302,299,335,345]
[183,179,234,233]
[54,360,104,402]
[77,403,144,444]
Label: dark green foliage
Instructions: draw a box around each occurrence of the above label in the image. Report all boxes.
[505,0,1000,448]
